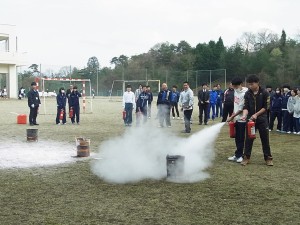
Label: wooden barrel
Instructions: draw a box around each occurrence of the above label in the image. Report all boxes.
[76,138,90,157]
[27,129,38,142]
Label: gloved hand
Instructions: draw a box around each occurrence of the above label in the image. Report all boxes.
[31,104,35,108]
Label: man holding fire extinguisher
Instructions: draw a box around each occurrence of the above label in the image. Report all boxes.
[56,87,67,125]
[241,75,273,166]
[69,86,82,124]
[227,77,248,163]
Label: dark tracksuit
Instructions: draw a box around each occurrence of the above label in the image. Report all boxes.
[136,91,151,125]
[69,91,82,123]
[56,93,67,124]
[282,92,291,132]
[28,89,41,125]
[267,91,275,124]
[243,87,272,161]
[157,89,172,127]
[216,89,224,117]
[222,88,234,122]
[147,91,153,118]
[198,89,210,124]
[269,93,282,131]
[171,91,180,118]
[66,88,72,110]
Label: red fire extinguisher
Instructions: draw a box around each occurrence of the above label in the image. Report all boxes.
[69,107,74,118]
[247,120,256,139]
[122,110,126,120]
[229,121,236,138]
[59,109,64,120]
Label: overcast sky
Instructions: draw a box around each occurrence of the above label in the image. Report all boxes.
[1,0,299,70]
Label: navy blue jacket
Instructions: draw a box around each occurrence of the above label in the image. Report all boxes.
[69,91,82,107]
[57,93,67,108]
[271,93,282,111]
[216,89,224,103]
[28,89,41,107]
[137,92,151,108]
[281,92,291,110]
[157,89,171,105]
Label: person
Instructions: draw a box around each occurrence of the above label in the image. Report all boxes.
[122,84,135,126]
[27,82,41,126]
[91,89,95,99]
[222,83,234,122]
[66,84,73,110]
[227,77,248,163]
[179,81,194,133]
[56,87,67,125]
[157,83,171,128]
[135,84,143,120]
[281,85,291,133]
[198,83,210,125]
[269,87,283,132]
[3,86,7,99]
[69,86,82,124]
[240,75,273,166]
[287,89,297,134]
[136,86,151,125]
[146,86,153,118]
[170,85,180,119]
[293,89,300,134]
[208,85,218,120]
[18,87,23,100]
[216,84,224,118]
[266,85,274,125]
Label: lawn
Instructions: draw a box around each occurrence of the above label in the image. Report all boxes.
[0,97,299,225]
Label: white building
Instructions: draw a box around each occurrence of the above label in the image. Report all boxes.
[0,24,27,98]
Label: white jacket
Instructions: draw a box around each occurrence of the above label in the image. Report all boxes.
[293,96,300,118]
[234,87,248,121]
[287,96,296,113]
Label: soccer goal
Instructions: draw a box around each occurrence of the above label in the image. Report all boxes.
[37,77,93,115]
[109,79,160,101]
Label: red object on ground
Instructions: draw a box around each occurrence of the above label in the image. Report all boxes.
[229,121,235,138]
[69,107,73,118]
[247,120,256,139]
[17,114,27,124]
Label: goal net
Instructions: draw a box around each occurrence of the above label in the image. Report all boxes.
[37,78,93,115]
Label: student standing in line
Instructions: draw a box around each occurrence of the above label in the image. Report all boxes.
[216,84,224,118]
[293,89,300,134]
[122,84,135,126]
[69,86,82,125]
[170,85,180,120]
[157,83,171,128]
[146,85,153,118]
[269,87,283,132]
[198,83,210,125]
[222,83,234,122]
[287,89,297,134]
[56,87,67,125]
[28,82,41,126]
[281,85,291,133]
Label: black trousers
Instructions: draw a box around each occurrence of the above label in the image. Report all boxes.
[269,110,282,130]
[171,102,180,117]
[244,119,272,160]
[222,103,234,122]
[184,109,193,132]
[71,105,80,123]
[234,121,246,158]
[29,106,38,124]
[198,103,209,124]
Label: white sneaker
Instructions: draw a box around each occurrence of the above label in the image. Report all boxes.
[269,129,271,132]
[297,132,300,135]
[236,157,243,163]
[228,155,237,161]
[276,129,281,132]
[293,132,297,134]
[177,117,180,120]
[172,117,175,119]
[287,131,291,134]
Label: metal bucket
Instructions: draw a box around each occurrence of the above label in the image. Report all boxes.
[27,129,38,142]
[166,155,185,178]
[76,137,90,157]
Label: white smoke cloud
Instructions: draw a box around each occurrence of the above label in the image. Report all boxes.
[91,122,225,184]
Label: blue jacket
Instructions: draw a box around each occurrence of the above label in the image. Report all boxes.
[271,93,282,111]
[216,89,224,102]
[56,93,67,108]
[209,90,218,105]
[157,89,171,105]
[69,91,82,107]
[170,91,180,103]
[137,92,151,108]
[282,92,291,110]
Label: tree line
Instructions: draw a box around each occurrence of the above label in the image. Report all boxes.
[19,29,300,94]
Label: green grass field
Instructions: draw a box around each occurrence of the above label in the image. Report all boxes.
[0,98,299,225]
